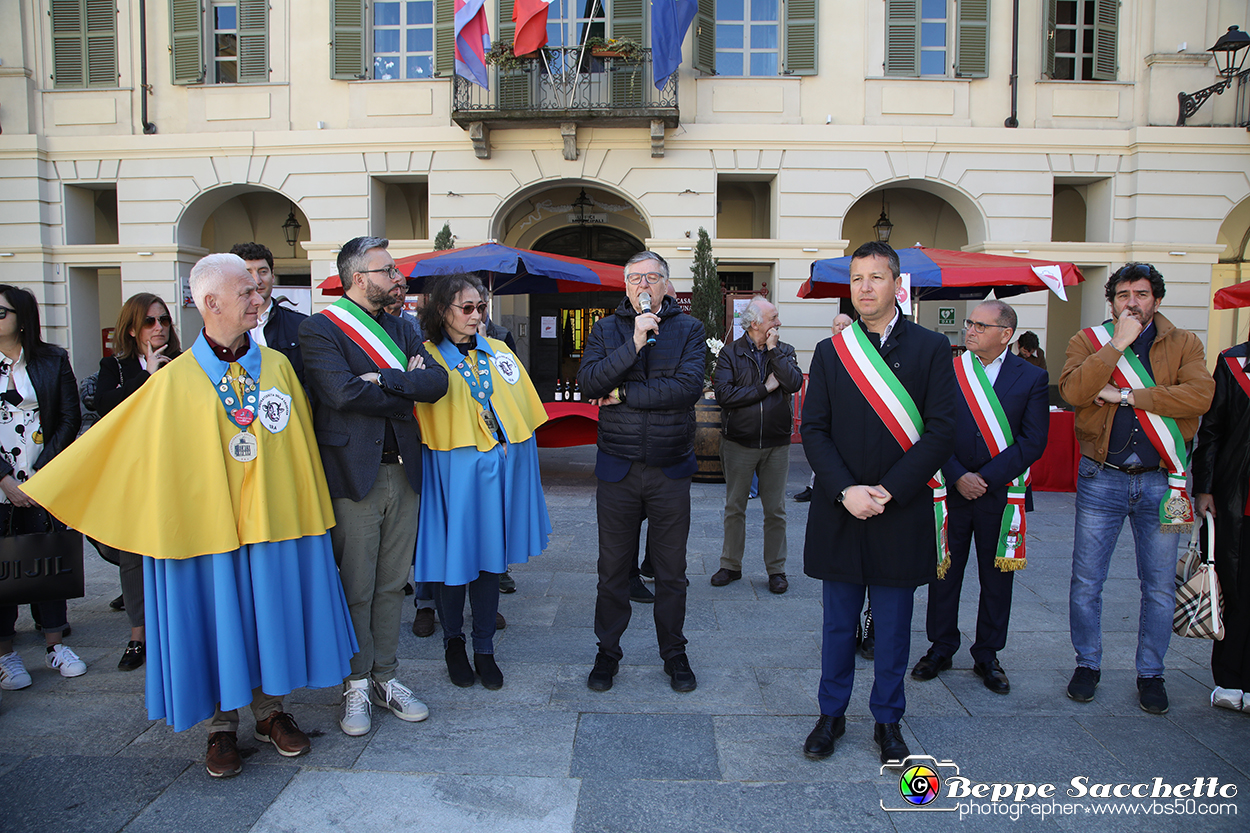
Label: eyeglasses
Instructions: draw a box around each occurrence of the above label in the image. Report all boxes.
[360,266,404,282]
[0,306,16,320]
[964,319,1010,334]
[144,314,172,327]
[456,302,488,316]
[626,272,665,286]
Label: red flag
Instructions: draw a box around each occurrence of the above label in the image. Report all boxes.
[513,0,550,56]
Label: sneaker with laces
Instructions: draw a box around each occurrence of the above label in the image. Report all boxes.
[45,644,87,678]
[1137,676,1169,714]
[0,650,32,690]
[371,678,429,722]
[1212,686,1243,712]
[205,731,242,778]
[254,711,311,756]
[1066,666,1100,702]
[340,679,372,736]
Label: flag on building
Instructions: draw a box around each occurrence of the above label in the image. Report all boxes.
[455,0,491,88]
[513,0,552,56]
[651,0,698,89]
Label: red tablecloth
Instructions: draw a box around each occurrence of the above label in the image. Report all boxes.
[1032,410,1079,492]
[536,402,600,448]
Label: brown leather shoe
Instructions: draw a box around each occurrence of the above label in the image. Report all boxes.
[710,568,742,587]
[205,731,242,778]
[768,573,789,594]
[254,711,311,757]
[412,608,436,637]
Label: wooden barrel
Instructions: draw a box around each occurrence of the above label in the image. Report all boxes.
[692,397,724,484]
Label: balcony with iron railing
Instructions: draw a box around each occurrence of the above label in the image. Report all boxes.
[451,46,679,131]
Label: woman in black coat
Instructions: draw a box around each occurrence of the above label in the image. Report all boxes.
[1193,341,1250,712]
[0,285,84,690]
[95,293,181,672]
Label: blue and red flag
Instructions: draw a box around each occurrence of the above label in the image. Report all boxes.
[455,0,491,89]
[651,0,698,89]
[513,0,552,56]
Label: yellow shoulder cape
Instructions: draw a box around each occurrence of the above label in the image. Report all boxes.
[24,348,334,560]
[414,337,547,452]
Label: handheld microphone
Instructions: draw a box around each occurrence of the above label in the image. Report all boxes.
[638,292,658,346]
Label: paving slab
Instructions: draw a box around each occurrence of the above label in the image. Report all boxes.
[570,713,721,780]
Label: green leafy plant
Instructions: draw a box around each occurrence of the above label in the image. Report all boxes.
[433,222,454,250]
[689,227,723,387]
[484,40,539,72]
[586,36,646,62]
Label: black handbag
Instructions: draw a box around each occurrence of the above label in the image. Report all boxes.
[0,507,85,605]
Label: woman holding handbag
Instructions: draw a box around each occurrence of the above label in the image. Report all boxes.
[94,293,182,671]
[0,285,85,691]
[1193,339,1250,712]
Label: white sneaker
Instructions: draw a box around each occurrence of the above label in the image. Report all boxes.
[45,644,87,678]
[0,650,32,689]
[340,679,372,736]
[1243,692,1250,712]
[371,677,429,722]
[1212,686,1243,711]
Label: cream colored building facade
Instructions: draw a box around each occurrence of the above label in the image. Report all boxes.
[1,0,1249,387]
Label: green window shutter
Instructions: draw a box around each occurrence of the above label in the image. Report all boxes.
[51,0,85,88]
[170,0,203,85]
[498,72,532,108]
[611,0,644,43]
[691,0,714,76]
[611,64,644,106]
[954,0,988,78]
[1092,0,1117,80]
[1044,0,1057,78]
[885,0,919,76]
[236,0,268,83]
[434,0,454,77]
[331,0,366,79]
[784,0,816,76]
[497,0,516,42]
[85,0,118,87]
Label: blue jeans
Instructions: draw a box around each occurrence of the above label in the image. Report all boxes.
[435,572,500,655]
[1070,459,1178,678]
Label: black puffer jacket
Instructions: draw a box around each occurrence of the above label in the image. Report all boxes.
[578,295,705,468]
[713,332,804,448]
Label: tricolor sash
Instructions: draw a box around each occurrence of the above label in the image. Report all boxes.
[1086,323,1193,532]
[832,324,949,573]
[1223,353,1250,399]
[952,352,1028,573]
[319,298,417,417]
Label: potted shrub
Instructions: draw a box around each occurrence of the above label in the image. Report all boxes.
[586,36,645,62]
[689,227,726,483]
[484,40,540,72]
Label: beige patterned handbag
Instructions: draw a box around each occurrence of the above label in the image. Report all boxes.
[1174,512,1224,640]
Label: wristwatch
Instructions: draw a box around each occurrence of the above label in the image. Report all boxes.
[1119,387,1130,407]
[837,487,849,503]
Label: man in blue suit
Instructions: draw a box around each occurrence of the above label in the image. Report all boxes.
[911,300,1049,694]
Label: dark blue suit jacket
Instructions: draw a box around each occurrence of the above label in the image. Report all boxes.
[942,350,1049,513]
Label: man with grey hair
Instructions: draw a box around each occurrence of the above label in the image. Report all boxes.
[712,296,803,593]
[300,237,448,737]
[27,252,359,778]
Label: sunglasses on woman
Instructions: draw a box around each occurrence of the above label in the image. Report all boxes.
[0,306,17,320]
[456,302,488,316]
[144,314,172,327]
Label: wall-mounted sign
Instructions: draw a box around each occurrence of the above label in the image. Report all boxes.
[540,316,557,338]
[938,307,956,326]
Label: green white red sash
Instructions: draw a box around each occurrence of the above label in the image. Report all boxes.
[952,352,1028,573]
[1086,323,1193,532]
[319,298,417,416]
[832,324,949,573]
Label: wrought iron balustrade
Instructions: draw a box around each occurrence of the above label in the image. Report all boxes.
[452,46,678,127]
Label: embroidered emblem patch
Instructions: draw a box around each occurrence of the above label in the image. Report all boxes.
[492,353,522,385]
[257,388,292,434]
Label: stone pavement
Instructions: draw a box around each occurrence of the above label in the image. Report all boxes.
[2,444,1249,832]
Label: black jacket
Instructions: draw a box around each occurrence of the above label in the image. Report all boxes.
[1192,343,1250,589]
[0,346,80,479]
[713,332,804,448]
[263,301,309,382]
[800,314,956,587]
[578,296,705,468]
[96,351,181,416]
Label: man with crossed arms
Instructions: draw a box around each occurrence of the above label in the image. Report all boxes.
[911,300,1048,695]
[800,241,955,767]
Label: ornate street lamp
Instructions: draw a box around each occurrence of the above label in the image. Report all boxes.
[281,202,302,255]
[873,191,894,244]
[1177,26,1250,125]
[571,188,594,225]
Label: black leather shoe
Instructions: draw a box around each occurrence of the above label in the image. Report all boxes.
[445,637,475,687]
[629,574,655,603]
[587,652,619,692]
[793,487,812,503]
[802,714,846,760]
[109,594,125,612]
[117,640,145,672]
[474,653,503,690]
[710,568,742,587]
[873,722,910,768]
[768,573,789,594]
[911,650,952,681]
[973,659,1010,694]
[663,654,697,692]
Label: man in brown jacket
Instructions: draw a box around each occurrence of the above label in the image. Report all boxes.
[1059,263,1214,715]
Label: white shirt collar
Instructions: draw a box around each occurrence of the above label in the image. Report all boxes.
[978,349,1008,385]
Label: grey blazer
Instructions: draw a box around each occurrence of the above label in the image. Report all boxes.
[299,304,448,501]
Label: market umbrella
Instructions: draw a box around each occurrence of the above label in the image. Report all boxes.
[1214,282,1250,309]
[317,243,625,296]
[798,245,1084,301]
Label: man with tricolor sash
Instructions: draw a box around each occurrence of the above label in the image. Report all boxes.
[300,237,449,737]
[1059,262,1213,715]
[800,242,956,768]
[911,300,1048,696]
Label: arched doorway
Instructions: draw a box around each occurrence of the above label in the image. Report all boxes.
[534,225,644,265]
[1210,196,1250,358]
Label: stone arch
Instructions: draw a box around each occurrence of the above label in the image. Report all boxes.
[840,178,988,249]
[174,183,310,261]
[493,179,651,256]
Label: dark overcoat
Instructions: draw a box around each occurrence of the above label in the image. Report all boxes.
[1192,342,1250,589]
[801,313,956,587]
